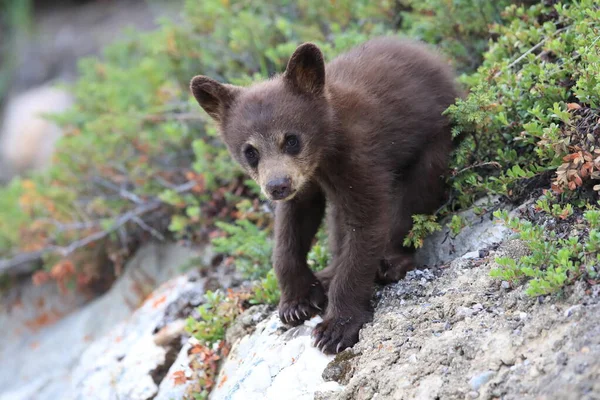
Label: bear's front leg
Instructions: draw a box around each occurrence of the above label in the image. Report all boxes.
[313,178,389,354]
[273,184,327,326]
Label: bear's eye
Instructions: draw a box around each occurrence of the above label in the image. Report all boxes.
[244,146,259,168]
[284,134,300,155]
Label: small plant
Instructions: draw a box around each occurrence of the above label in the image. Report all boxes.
[307,226,330,272]
[250,269,280,305]
[534,194,573,220]
[491,208,598,296]
[448,214,467,237]
[403,214,442,248]
[185,289,247,346]
[211,218,273,280]
[210,213,329,306]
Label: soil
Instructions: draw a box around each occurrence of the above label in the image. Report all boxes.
[318,239,600,400]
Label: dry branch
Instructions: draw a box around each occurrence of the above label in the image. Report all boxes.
[0,181,196,276]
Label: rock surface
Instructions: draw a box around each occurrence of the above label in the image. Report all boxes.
[207,200,600,400]
[0,242,209,400]
[209,312,342,400]
[415,196,511,267]
[0,85,73,179]
[2,196,599,400]
[318,240,600,400]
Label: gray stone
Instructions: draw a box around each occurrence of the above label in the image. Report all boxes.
[564,305,582,318]
[415,196,512,267]
[469,370,495,391]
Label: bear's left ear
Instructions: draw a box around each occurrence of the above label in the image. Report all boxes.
[283,43,325,96]
[190,76,241,124]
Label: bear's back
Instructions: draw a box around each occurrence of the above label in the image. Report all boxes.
[325,36,461,157]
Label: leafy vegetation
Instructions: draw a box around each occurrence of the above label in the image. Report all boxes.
[446,0,600,206]
[0,0,399,284]
[403,215,443,248]
[1,0,598,397]
[0,0,32,103]
[492,203,599,296]
[185,289,246,346]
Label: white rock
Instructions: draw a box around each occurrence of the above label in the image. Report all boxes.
[564,305,582,318]
[519,312,528,320]
[462,251,481,259]
[0,243,203,400]
[210,313,335,400]
[0,85,73,177]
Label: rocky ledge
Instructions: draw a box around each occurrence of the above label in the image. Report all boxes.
[1,198,599,400]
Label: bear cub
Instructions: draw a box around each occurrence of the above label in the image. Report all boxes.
[190,36,461,354]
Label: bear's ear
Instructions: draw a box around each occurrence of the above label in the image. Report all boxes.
[190,76,241,124]
[283,43,325,96]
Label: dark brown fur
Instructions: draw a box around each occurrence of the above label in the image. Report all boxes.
[190,36,462,354]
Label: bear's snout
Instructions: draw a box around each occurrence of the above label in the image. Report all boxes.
[266,176,293,200]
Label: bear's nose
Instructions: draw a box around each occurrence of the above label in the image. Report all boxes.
[266,177,292,200]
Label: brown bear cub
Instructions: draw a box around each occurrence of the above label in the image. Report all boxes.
[190,36,461,354]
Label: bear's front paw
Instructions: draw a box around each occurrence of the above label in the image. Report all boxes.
[312,311,371,354]
[278,280,327,326]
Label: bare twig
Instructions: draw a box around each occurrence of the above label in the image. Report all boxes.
[455,161,502,175]
[435,196,454,217]
[92,177,144,204]
[0,181,196,276]
[153,175,181,190]
[132,216,166,241]
[35,219,101,232]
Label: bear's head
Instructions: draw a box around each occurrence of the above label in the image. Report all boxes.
[190,43,333,201]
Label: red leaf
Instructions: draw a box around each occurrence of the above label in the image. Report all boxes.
[573,174,583,187]
[172,370,187,386]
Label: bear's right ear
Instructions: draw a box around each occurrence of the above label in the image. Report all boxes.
[190,76,241,124]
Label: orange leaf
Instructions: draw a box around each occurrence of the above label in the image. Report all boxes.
[567,103,581,110]
[151,295,167,309]
[172,370,187,386]
[189,345,204,354]
[218,374,228,388]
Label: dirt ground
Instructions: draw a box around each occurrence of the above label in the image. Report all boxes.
[318,239,600,400]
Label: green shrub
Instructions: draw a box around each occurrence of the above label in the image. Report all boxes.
[447,0,600,207]
[212,218,273,280]
[492,207,598,296]
[400,0,517,73]
[0,0,400,282]
[3,0,595,306]
[403,214,442,248]
[250,269,280,306]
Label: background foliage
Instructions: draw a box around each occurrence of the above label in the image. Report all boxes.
[0,0,598,300]
[1,1,598,397]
